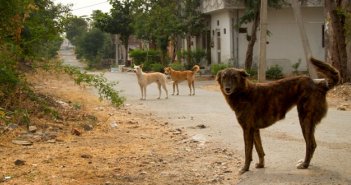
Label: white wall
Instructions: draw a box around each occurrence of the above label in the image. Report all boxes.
[210,11,233,64]
[209,7,324,73]
[265,7,325,73]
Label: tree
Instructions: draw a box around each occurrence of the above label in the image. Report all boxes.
[133,0,206,65]
[65,16,88,46]
[179,0,207,65]
[94,0,135,65]
[237,0,287,71]
[133,0,181,65]
[0,0,69,110]
[325,0,350,82]
[76,29,106,62]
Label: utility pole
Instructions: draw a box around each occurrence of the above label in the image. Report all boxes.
[258,0,268,82]
[291,0,317,79]
[115,34,120,66]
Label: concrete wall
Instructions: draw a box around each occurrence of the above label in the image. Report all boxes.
[207,7,325,74]
[209,11,233,64]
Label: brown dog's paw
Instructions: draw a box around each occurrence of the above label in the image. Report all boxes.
[296,159,308,169]
[239,167,249,174]
[255,162,264,168]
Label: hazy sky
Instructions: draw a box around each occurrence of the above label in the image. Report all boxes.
[53,0,112,17]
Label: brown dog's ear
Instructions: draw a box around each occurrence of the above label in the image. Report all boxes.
[216,70,223,84]
[239,69,249,78]
[140,64,144,69]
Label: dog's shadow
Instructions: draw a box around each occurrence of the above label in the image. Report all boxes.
[138,98,169,102]
[238,166,350,184]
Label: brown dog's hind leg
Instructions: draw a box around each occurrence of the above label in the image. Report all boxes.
[296,105,319,169]
[191,81,195,96]
[172,82,176,95]
[240,128,254,174]
[188,81,192,96]
[296,123,316,169]
[254,129,265,168]
[176,83,179,95]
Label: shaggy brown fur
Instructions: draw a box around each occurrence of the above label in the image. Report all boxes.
[216,58,340,174]
[164,65,200,96]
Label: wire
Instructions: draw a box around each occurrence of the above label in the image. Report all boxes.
[72,1,109,11]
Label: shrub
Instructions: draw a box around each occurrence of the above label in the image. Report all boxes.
[151,63,164,72]
[266,65,283,80]
[211,64,229,76]
[44,62,125,107]
[177,49,206,70]
[129,49,161,65]
[191,49,206,65]
[129,49,147,65]
[141,61,154,72]
[246,68,257,77]
[291,60,301,75]
[168,62,185,71]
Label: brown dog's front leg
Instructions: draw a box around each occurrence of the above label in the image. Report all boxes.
[254,129,265,168]
[240,128,254,174]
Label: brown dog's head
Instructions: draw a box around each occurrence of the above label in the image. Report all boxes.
[164,67,171,75]
[216,68,249,95]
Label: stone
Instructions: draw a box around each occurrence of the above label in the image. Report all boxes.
[71,128,81,136]
[12,139,33,146]
[28,126,37,133]
[14,159,26,166]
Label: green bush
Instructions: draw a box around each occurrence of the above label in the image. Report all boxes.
[0,49,20,99]
[151,63,164,72]
[168,62,185,71]
[291,60,301,75]
[211,64,229,76]
[266,65,283,80]
[129,49,147,65]
[141,61,154,72]
[191,49,206,65]
[53,63,125,107]
[129,49,161,65]
[246,68,257,77]
[177,49,206,70]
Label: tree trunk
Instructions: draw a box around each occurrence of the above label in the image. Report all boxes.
[122,36,129,66]
[343,1,351,82]
[325,0,349,82]
[258,0,268,82]
[186,34,192,66]
[292,0,317,78]
[245,7,260,70]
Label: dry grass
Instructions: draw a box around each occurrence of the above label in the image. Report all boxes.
[0,70,240,184]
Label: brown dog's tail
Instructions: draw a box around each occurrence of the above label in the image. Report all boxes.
[192,65,200,73]
[310,57,340,89]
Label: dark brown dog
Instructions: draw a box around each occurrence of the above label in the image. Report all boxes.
[216,58,340,174]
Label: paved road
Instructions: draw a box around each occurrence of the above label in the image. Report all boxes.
[59,43,351,184]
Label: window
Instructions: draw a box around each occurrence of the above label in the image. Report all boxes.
[239,27,247,33]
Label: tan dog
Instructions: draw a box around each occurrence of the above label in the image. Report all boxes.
[216,58,340,174]
[134,65,168,100]
[164,65,200,96]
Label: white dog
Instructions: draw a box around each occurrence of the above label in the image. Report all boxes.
[133,65,168,100]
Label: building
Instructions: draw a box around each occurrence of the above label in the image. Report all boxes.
[188,0,325,74]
